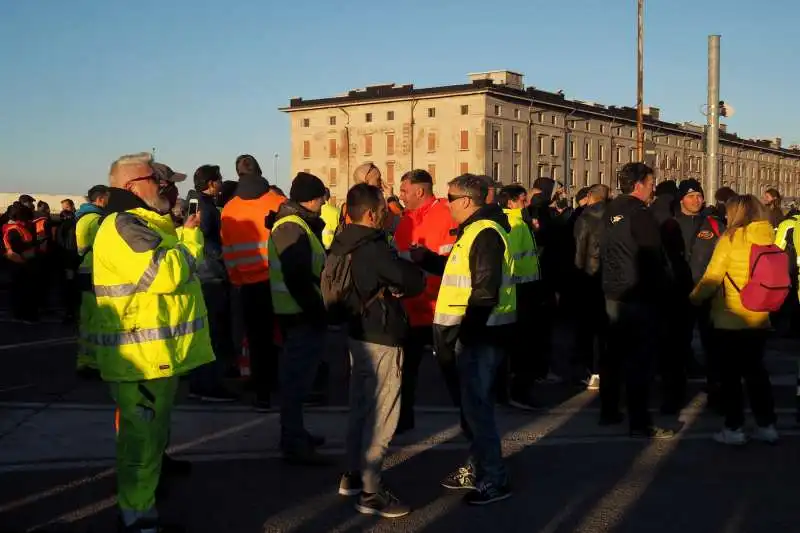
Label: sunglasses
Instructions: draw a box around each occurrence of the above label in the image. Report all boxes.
[447,193,473,203]
[127,174,158,186]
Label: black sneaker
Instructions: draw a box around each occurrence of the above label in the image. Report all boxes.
[463,481,512,506]
[338,471,363,496]
[161,454,192,477]
[355,488,410,518]
[188,388,237,403]
[440,466,476,490]
[630,426,675,440]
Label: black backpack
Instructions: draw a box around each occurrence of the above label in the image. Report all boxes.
[321,251,383,324]
[55,218,80,268]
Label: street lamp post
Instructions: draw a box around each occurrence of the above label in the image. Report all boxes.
[636,0,645,162]
[273,153,279,185]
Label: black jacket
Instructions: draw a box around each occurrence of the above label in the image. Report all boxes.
[574,201,606,278]
[661,211,724,293]
[421,204,512,348]
[329,224,424,347]
[196,191,227,283]
[266,201,327,327]
[650,193,676,227]
[234,174,271,200]
[601,194,669,304]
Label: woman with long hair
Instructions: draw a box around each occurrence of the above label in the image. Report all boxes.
[690,194,778,445]
[763,188,784,228]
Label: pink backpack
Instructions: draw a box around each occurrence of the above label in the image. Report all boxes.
[727,244,791,312]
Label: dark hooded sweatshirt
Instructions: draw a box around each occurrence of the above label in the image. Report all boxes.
[420,204,513,348]
[266,201,327,328]
[329,224,425,347]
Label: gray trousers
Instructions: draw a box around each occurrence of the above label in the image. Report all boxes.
[280,322,327,453]
[346,339,403,493]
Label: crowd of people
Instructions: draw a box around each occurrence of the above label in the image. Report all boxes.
[2,153,798,532]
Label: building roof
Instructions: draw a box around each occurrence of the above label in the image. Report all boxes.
[282,77,800,160]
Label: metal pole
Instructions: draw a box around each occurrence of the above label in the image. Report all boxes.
[636,0,644,161]
[274,153,279,185]
[706,35,721,202]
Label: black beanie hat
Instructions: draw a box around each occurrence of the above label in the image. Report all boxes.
[290,172,327,203]
[678,178,704,201]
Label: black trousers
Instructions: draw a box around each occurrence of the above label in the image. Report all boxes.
[574,279,606,376]
[239,281,278,398]
[713,329,776,429]
[190,281,235,392]
[509,302,537,395]
[398,326,433,429]
[529,281,555,380]
[602,300,657,430]
[9,262,38,321]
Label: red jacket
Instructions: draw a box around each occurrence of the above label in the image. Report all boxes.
[393,197,457,327]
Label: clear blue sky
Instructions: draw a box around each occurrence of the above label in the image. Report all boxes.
[1,0,797,195]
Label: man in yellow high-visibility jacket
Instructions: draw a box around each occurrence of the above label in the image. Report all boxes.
[91,152,214,533]
[74,184,110,378]
[412,173,516,506]
[320,187,340,250]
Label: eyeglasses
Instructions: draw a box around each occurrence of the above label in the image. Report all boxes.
[447,193,473,203]
[127,174,158,186]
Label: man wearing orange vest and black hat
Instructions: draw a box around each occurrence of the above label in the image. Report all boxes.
[393,169,458,433]
[221,154,286,410]
[3,202,38,323]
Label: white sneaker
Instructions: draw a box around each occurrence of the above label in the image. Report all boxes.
[586,374,600,391]
[751,425,779,444]
[713,428,747,446]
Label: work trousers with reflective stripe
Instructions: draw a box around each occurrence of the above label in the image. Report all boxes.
[110,376,178,525]
[240,281,278,398]
[77,290,99,370]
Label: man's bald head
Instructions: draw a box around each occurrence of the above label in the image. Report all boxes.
[109,152,154,188]
[353,162,382,188]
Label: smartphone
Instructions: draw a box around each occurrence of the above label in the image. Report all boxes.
[188,198,199,217]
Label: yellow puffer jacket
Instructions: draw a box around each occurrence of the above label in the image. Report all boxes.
[690,220,775,330]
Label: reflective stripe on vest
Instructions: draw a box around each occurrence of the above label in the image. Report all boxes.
[2,223,35,260]
[87,317,205,347]
[94,246,196,296]
[433,219,517,327]
[267,215,326,315]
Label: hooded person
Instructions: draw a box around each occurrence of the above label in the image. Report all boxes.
[651,180,678,227]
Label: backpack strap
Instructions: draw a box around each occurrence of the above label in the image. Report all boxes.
[725,272,741,292]
[707,217,721,237]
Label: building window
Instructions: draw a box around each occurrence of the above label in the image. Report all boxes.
[600,124,606,134]
[538,112,545,123]
[513,164,520,182]
[552,167,560,181]
[494,105,502,116]
[584,170,590,184]
[630,148,637,162]
[461,105,469,115]
[303,140,310,159]
[665,155,671,170]
[387,111,395,121]
[551,115,558,125]
[460,162,469,174]
[460,130,469,151]
[386,133,395,156]
[599,171,605,184]
[655,153,660,168]
[329,116,336,126]
[538,164,546,178]
[428,164,436,183]
[568,120,575,129]
[493,129,502,151]
[616,146,623,162]
[570,140,576,159]
[386,161,395,184]
[365,135,373,155]
[513,132,521,153]
[303,168,310,174]
[570,169,576,186]
[599,144,606,162]
[493,162,500,180]
[329,167,337,186]
[514,109,521,120]
[302,118,310,128]
[538,136,546,155]
[551,138,558,156]
[365,113,373,123]
[585,122,591,132]
[630,129,635,139]
[585,141,592,160]
[428,132,436,152]
[328,139,337,158]
[427,107,436,118]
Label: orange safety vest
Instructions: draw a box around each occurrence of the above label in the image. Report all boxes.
[220,191,286,286]
[33,216,48,253]
[393,198,458,327]
[2,222,36,262]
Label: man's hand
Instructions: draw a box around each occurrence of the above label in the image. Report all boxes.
[183,213,201,230]
[409,245,428,263]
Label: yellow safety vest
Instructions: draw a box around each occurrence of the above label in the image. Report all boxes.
[320,203,340,249]
[90,207,214,382]
[268,215,326,315]
[503,208,540,284]
[433,218,516,327]
[76,212,102,276]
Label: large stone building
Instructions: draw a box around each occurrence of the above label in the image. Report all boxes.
[281,70,800,202]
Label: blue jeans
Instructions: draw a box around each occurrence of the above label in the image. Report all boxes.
[457,341,507,486]
[280,322,327,453]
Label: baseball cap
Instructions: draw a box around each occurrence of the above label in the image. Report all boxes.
[152,162,187,183]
